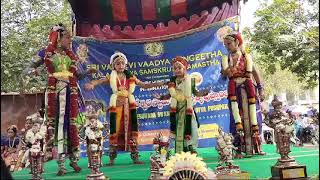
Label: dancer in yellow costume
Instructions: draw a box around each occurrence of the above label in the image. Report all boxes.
[85,51,164,165]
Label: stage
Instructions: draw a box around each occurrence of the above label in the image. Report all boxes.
[12,144,319,179]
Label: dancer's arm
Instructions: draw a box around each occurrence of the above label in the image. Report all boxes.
[21,49,46,76]
[244,53,254,79]
[191,78,209,97]
[193,89,209,97]
[85,75,110,90]
[221,55,233,78]
[75,68,97,80]
[153,92,171,100]
[252,64,265,101]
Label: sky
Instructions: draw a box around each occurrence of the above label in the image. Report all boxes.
[239,0,261,31]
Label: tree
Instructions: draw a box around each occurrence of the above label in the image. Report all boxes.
[258,63,306,98]
[1,0,72,93]
[245,0,319,88]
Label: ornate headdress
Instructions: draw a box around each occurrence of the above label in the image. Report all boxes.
[47,23,67,52]
[110,51,128,67]
[223,32,243,46]
[173,56,189,69]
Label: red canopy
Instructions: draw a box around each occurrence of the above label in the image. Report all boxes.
[68,0,240,40]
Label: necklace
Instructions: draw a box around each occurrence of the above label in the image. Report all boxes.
[117,73,126,91]
[176,75,186,85]
[8,137,17,148]
[229,52,241,67]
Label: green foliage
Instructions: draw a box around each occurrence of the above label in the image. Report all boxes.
[1,0,72,93]
[245,0,319,89]
[257,62,306,97]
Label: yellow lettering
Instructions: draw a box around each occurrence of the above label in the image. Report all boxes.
[101,64,107,70]
[195,107,207,113]
[211,51,217,58]
[157,112,164,117]
[208,104,228,111]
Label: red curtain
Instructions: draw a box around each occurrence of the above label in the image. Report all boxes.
[141,0,157,20]
[171,0,187,17]
[111,0,128,22]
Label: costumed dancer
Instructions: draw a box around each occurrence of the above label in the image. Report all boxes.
[85,110,107,179]
[221,32,265,157]
[25,122,46,180]
[154,56,209,154]
[230,64,266,158]
[21,23,96,175]
[22,46,93,164]
[42,23,82,175]
[85,51,164,165]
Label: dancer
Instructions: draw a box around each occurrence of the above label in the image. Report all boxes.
[221,32,265,157]
[38,23,83,175]
[154,56,209,154]
[85,51,164,165]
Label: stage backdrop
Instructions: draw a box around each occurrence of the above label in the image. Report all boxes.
[73,16,239,155]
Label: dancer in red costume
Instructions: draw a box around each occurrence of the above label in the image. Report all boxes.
[221,32,265,157]
[43,24,82,175]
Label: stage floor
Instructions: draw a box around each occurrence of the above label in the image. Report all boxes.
[12,144,319,179]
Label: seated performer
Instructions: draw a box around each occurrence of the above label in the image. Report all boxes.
[85,51,164,165]
[221,32,265,157]
[154,56,209,154]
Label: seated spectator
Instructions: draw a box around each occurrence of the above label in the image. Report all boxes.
[1,125,20,171]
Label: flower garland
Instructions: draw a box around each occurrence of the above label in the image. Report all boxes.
[222,51,257,128]
[168,74,193,115]
[44,45,79,148]
[109,70,136,109]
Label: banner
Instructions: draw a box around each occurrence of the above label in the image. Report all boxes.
[74,16,239,154]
